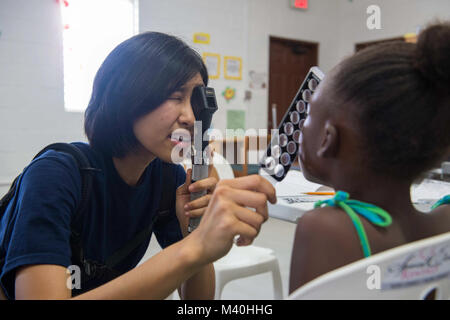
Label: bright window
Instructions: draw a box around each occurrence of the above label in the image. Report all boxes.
[59,0,138,112]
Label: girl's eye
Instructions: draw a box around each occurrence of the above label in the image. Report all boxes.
[168,96,183,101]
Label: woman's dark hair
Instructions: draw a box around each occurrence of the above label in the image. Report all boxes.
[84,32,208,157]
[332,22,450,180]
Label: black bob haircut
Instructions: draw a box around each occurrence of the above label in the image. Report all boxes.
[84,32,208,158]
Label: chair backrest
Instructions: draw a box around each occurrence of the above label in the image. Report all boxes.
[288,232,450,300]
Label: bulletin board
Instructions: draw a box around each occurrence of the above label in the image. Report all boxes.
[202,52,221,79]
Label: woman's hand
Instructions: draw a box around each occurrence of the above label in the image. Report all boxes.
[176,168,218,237]
[186,175,277,265]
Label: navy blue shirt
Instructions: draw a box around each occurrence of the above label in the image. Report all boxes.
[0,142,185,299]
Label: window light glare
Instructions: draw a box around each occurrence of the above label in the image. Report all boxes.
[60,0,137,112]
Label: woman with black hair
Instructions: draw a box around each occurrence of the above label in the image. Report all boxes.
[289,22,450,293]
[0,32,276,299]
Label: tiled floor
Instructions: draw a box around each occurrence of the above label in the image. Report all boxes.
[141,217,297,300]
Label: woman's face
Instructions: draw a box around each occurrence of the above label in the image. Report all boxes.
[133,73,204,163]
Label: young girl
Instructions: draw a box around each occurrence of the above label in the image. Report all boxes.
[290,22,450,293]
[0,32,276,299]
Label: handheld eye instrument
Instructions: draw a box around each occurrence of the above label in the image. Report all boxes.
[188,86,218,233]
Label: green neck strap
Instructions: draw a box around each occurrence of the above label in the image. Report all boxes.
[314,191,392,258]
[431,195,450,209]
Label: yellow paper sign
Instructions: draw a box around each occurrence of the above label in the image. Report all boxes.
[193,33,210,44]
[224,56,242,80]
[202,53,221,79]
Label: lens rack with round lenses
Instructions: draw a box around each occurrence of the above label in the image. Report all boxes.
[260,67,324,181]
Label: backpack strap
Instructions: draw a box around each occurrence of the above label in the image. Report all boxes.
[30,143,101,280]
[0,176,20,214]
[32,143,100,227]
[0,142,99,230]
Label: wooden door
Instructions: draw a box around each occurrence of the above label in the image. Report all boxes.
[268,37,318,129]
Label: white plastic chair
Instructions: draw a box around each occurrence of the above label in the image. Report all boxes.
[214,244,283,299]
[210,152,283,300]
[288,231,450,300]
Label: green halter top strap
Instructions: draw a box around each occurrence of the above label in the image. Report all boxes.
[431,195,450,209]
[314,191,392,258]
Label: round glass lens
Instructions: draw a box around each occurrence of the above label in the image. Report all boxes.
[296,100,306,113]
[280,152,291,166]
[299,119,305,130]
[274,164,284,178]
[290,111,300,124]
[284,122,294,136]
[264,157,275,170]
[287,141,297,154]
[308,79,318,91]
[302,89,312,102]
[293,130,301,143]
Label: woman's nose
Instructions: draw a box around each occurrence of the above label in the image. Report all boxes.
[179,100,196,129]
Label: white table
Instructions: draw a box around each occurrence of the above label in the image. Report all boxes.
[260,169,332,224]
[261,169,450,224]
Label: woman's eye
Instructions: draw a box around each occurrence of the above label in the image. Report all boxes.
[169,96,183,101]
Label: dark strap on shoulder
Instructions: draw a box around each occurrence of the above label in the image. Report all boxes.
[0,142,98,230]
[32,143,100,226]
[0,176,21,215]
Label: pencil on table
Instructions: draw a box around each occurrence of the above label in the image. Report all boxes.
[303,192,335,196]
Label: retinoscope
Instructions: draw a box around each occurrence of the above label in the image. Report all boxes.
[188,86,218,233]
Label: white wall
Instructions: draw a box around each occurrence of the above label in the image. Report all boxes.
[1,0,450,192]
[336,0,450,60]
[246,0,340,130]
[0,0,85,194]
[139,0,250,134]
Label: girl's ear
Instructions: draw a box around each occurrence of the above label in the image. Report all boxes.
[317,121,339,158]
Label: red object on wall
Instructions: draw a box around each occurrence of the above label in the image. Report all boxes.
[294,0,308,9]
[56,0,69,7]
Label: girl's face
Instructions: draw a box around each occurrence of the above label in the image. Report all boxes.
[297,74,334,185]
[133,73,204,163]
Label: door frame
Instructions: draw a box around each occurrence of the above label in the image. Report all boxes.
[268,36,319,129]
